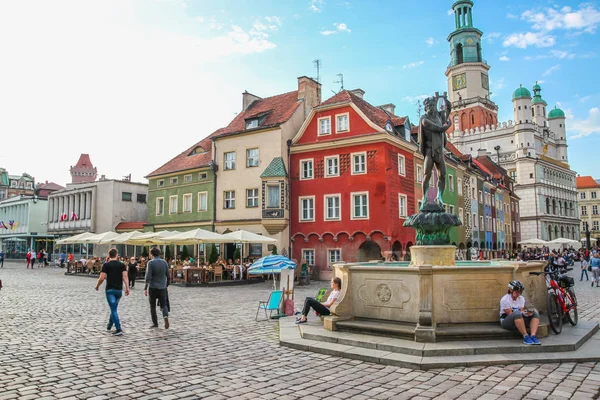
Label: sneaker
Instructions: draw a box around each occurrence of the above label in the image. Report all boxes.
[530,335,541,345]
[523,334,534,345]
[149,324,158,329]
[295,319,307,324]
[164,317,169,329]
[112,330,123,336]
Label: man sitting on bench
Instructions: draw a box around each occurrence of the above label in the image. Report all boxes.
[296,277,341,324]
[500,280,541,345]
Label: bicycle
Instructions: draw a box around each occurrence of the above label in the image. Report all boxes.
[529,264,577,334]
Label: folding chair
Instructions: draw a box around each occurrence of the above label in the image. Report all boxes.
[255,290,283,322]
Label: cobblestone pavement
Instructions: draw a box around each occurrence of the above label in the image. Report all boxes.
[1,260,600,400]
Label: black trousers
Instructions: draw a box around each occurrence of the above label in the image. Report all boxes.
[149,288,168,326]
[302,297,330,317]
[0,258,3,268]
[129,275,136,288]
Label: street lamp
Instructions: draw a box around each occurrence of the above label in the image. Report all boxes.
[585,222,591,250]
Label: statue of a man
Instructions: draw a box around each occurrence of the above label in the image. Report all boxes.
[419,95,452,210]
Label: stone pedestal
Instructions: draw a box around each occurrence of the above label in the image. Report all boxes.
[409,245,456,267]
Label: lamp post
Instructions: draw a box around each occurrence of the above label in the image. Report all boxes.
[585,222,591,250]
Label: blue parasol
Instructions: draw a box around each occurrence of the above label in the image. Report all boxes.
[248,255,296,275]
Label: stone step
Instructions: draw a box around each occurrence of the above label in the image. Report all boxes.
[335,319,415,339]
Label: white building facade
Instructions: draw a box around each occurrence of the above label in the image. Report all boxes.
[445,0,579,242]
[0,195,51,258]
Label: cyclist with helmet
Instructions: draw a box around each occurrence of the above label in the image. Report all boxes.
[500,280,541,345]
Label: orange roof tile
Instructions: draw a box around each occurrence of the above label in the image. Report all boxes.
[146,129,222,178]
[74,154,94,168]
[445,141,463,158]
[215,91,301,138]
[577,176,599,189]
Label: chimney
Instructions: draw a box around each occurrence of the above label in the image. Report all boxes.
[477,149,488,158]
[297,76,322,118]
[379,103,396,115]
[349,88,365,99]
[100,174,106,181]
[242,91,262,111]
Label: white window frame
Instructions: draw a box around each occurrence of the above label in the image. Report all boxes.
[157,179,164,188]
[472,213,477,228]
[266,184,280,209]
[184,174,192,183]
[324,155,340,178]
[594,205,599,215]
[492,217,496,233]
[156,197,164,216]
[351,152,367,175]
[199,172,208,180]
[300,159,314,180]
[449,205,455,215]
[351,191,369,220]
[592,191,597,199]
[170,177,178,185]
[457,178,463,196]
[246,188,259,208]
[581,206,587,216]
[448,174,454,192]
[246,148,259,168]
[480,216,484,230]
[581,192,586,200]
[398,194,408,218]
[182,193,192,213]
[459,207,464,223]
[479,190,483,203]
[324,194,341,221]
[335,112,350,133]
[169,195,178,214]
[224,190,235,209]
[299,196,315,222]
[328,249,342,264]
[302,249,315,266]
[594,221,599,231]
[318,116,331,136]
[224,151,236,170]
[197,192,208,212]
[416,165,423,182]
[397,154,406,176]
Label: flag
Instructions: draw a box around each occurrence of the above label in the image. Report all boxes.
[70,212,79,221]
[60,213,67,222]
[0,221,6,229]
[11,222,18,231]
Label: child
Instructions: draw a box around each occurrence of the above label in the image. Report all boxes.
[581,256,590,282]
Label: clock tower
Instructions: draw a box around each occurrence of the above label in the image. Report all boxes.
[445,0,498,135]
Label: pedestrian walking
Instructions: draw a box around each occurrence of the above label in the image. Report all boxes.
[144,248,170,329]
[95,249,129,336]
[26,250,31,268]
[0,248,4,268]
[127,257,138,289]
[581,256,590,281]
[30,250,37,268]
[591,253,600,288]
[59,252,66,268]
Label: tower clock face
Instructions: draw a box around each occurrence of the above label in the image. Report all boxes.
[481,73,489,90]
[452,73,467,91]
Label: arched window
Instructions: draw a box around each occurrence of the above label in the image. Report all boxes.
[456,43,464,64]
[471,114,475,125]
[546,198,550,214]
[552,199,557,215]
[476,42,481,62]
[548,225,552,240]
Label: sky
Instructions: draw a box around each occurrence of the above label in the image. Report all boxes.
[0,0,599,186]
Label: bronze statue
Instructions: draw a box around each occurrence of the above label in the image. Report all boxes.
[419,92,452,210]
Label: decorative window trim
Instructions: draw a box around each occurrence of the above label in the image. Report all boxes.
[324,194,342,221]
[246,188,259,208]
[156,197,164,216]
[324,155,340,178]
[317,116,332,136]
[266,185,280,209]
[351,191,369,220]
[328,248,342,264]
[157,179,164,187]
[448,174,455,192]
[199,172,208,180]
[299,195,315,222]
[416,165,423,182]
[183,193,193,213]
[302,249,315,266]
[169,195,178,214]
[246,148,259,168]
[398,194,408,218]
[224,151,236,171]
[170,177,178,185]
[184,174,192,183]
[299,159,314,180]
[335,112,350,133]
[350,152,367,175]
[223,190,236,209]
[197,191,208,212]
[397,154,406,176]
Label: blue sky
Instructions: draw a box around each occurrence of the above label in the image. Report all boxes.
[0,0,598,184]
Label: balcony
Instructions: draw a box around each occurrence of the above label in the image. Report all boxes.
[261,209,287,234]
[448,57,487,68]
[48,219,92,233]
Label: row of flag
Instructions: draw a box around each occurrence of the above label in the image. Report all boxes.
[0,220,19,230]
[59,212,79,221]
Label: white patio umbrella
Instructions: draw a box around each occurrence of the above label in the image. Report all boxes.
[518,238,549,246]
[55,232,96,245]
[80,231,121,244]
[548,238,580,247]
[223,230,278,279]
[158,229,230,266]
[97,230,145,245]
[125,231,178,245]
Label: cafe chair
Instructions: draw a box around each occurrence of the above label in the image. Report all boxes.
[255,290,283,322]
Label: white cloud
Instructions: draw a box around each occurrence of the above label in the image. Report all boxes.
[492,77,505,91]
[483,32,501,43]
[402,60,424,69]
[537,80,545,84]
[503,32,555,48]
[310,0,323,12]
[402,94,429,103]
[578,95,593,103]
[569,108,600,139]
[320,22,350,36]
[196,16,204,23]
[524,49,577,60]
[521,5,600,34]
[447,9,454,16]
[543,64,561,76]
[499,56,510,61]
[207,16,223,30]
[425,37,435,46]
[507,13,518,19]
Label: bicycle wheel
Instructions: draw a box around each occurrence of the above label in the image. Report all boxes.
[565,288,578,326]
[546,291,563,334]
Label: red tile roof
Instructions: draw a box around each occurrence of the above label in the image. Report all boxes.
[146,129,222,178]
[320,90,407,130]
[74,154,94,168]
[475,156,506,178]
[115,222,145,231]
[577,176,599,189]
[215,91,301,138]
[445,141,463,158]
[472,158,493,176]
[37,182,64,191]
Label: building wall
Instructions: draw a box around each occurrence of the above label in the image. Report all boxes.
[0,196,49,257]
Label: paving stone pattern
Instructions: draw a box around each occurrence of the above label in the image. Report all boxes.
[1,261,600,399]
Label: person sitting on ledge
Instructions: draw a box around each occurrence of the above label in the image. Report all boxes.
[500,280,541,345]
[296,277,341,324]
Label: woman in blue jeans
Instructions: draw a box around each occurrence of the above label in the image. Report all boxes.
[95,249,129,336]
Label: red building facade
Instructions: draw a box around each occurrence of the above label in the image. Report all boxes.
[290,90,417,272]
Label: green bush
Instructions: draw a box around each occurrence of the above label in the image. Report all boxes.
[165,245,172,260]
[233,247,241,260]
[208,243,219,264]
[271,245,278,255]
[141,246,149,257]
[180,245,189,260]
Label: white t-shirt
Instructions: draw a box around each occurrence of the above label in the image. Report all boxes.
[499,294,525,316]
[325,290,340,307]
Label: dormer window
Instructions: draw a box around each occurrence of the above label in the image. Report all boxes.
[189,146,206,156]
[336,113,349,133]
[245,119,259,129]
[385,122,394,133]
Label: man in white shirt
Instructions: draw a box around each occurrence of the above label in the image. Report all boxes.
[499,280,541,345]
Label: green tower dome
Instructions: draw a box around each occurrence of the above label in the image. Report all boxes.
[532,81,547,105]
[533,83,541,91]
[513,86,531,100]
[548,107,565,119]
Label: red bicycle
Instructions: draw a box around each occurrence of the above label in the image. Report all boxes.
[530,264,577,334]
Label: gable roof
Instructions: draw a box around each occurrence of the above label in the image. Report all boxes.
[577,176,599,189]
[74,154,94,169]
[260,157,288,178]
[37,182,64,191]
[445,141,463,158]
[146,129,222,178]
[320,90,407,130]
[215,91,301,138]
